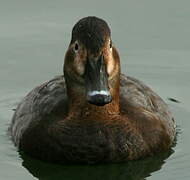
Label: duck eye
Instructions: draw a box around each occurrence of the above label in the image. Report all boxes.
[74,42,79,52]
[110,40,112,49]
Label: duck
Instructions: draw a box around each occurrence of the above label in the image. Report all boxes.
[10,16,176,164]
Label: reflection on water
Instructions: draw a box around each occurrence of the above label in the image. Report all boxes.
[21,150,174,180]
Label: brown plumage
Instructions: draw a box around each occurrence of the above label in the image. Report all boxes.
[10,16,176,164]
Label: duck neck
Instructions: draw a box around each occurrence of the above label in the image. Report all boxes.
[65,75,120,116]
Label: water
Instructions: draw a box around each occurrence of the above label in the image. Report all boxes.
[0,0,190,179]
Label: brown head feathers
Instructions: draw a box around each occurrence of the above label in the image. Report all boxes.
[71,16,111,54]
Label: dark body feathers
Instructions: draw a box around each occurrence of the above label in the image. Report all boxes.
[10,75,175,164]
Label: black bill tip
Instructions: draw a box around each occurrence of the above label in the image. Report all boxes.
[87,91,112,106]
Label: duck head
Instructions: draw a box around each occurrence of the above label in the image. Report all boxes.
[64,16,120,107]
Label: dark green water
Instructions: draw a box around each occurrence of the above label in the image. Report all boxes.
[0,0,190,179]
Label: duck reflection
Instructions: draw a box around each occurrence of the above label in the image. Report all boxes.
[21,149,174,180]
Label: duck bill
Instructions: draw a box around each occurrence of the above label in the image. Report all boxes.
[84,54,112,106]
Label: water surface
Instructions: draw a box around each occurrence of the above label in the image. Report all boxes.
[0,0,190,179]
